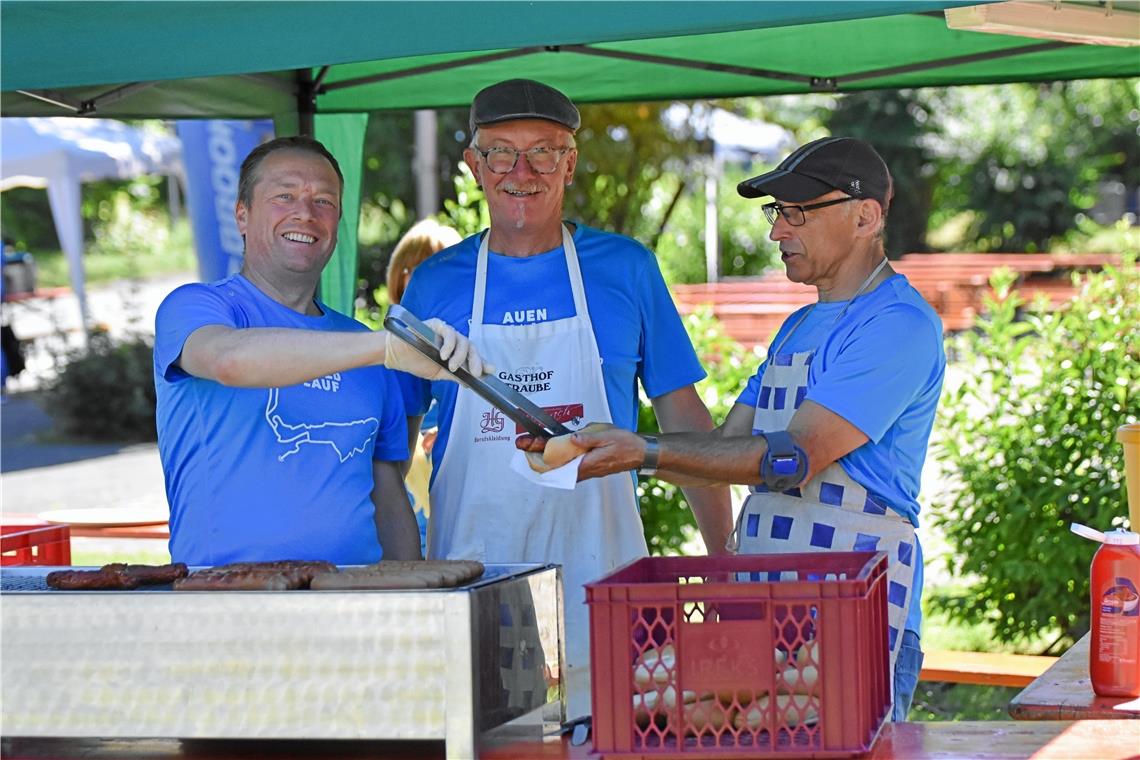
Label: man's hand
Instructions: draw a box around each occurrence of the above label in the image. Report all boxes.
[384,318,490,380]
[516,422,615,473]
[515,432,549,455]
[516,424,644,480]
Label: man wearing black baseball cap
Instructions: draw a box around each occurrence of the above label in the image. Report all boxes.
[396,79,731,723]
[529,135,946,721]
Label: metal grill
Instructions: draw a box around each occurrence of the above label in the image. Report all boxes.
[0,563,521,594]
[0,573,48,592]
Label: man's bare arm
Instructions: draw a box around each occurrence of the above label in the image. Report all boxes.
[574,400,868,487]
[372,460,423,560]
[179,319,484,388]
[650,386,734,555]
[180,324,388,387]
[401,415,424,479]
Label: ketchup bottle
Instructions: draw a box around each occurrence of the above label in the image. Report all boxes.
[1072,523,1140,698]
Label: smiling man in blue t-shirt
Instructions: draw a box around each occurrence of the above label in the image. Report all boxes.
[396,80,732,721]
[154,136,485,567]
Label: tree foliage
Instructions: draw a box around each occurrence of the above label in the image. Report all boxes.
[740,79,1139,256]
[637,308,761,554]
[46,330,158,442]
[929,258,1139,651]
[928,80,1140,253]
[825,90,937,258]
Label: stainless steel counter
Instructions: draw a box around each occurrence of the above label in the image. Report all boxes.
[1,563,564,760]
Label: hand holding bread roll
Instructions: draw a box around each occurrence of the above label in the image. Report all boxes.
[524,422,613,473]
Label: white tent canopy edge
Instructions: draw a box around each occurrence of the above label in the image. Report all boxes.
[0,117,183,332]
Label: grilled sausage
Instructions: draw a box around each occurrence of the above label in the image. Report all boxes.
[46,567,140,590]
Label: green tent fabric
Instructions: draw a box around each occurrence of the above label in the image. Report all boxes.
[2,0,1136,307]
[3,2,1135,121]
[315,113,368,314]
[0,2,993,93]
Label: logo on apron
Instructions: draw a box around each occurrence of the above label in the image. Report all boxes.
[480,408,506,434]
[513,403,584,435]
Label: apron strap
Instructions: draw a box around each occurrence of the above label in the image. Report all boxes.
[473,224,585,326]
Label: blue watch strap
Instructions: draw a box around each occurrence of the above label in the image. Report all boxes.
[758,431,809,491]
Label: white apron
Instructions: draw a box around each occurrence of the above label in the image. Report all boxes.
[732,275,918,692]
[429,225,648,721]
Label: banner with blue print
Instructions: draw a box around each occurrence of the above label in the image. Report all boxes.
[176,120,275,283]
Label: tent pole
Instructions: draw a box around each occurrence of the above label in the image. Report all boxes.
[295,68,316,137]
[414,110,440,217]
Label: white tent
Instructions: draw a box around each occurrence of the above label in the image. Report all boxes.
[0,117,182,331]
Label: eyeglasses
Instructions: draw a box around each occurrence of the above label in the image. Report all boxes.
[471,145,575,175]
[761,196,858,226]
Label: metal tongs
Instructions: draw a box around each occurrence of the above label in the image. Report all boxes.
[384,304,572,439]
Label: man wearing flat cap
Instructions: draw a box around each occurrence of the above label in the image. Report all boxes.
[397,79,731,720]
[521,136,946,720]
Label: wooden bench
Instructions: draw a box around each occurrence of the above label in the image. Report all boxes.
[671,252,1121,348]
[919,649,1059,688]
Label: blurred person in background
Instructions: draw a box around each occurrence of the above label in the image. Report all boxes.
[1,237,32,396]
[386,218,462,554]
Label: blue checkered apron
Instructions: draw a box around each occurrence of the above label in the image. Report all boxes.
[732,345,917,689]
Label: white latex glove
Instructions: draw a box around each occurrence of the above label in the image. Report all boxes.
[384,318,489,380]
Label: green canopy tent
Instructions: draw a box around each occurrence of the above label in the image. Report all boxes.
[3,1,1137,312]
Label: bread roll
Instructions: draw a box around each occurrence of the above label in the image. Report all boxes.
[779,664,819,694]
[525,450,560,474]
[633,644,675,686]
[733,694,819,730]
[524,422,611,473]
[684,696,727,734]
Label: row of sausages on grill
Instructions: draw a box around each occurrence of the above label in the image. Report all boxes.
[45,559,485,591]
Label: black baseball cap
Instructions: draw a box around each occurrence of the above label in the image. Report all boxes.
[469,79,581,133]
[738,136,892,207]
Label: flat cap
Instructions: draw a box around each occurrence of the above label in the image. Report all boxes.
[469,79,580,133]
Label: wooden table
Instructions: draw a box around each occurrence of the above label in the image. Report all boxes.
[1010,633,1140,720]
[2,514,169,541]
[3,721,1139,760]
[65,522,169,540]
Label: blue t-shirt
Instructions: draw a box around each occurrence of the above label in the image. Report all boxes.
[737,275,945,525]
[736,274,945,633]
[397,224,705,483]
[154,274,408,566]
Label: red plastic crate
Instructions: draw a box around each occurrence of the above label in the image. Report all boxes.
[586,551,890,759]
[1,523,71,566]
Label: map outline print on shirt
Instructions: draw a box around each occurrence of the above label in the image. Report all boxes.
[264,387,380,463]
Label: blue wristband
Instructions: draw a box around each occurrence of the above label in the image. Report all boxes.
[758,431,809,491]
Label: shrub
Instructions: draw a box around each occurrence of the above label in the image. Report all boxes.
[45,330,157,442]
[638,307,763,555]
[929,258,1139,651]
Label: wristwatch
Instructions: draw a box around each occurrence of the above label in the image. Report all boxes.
[639,435,660,477]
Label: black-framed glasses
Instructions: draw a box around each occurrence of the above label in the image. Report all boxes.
[761,196,858,226]
[472,145,575,175]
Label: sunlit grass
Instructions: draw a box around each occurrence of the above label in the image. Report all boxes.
[30,219,196,289]
[69,541,170,567]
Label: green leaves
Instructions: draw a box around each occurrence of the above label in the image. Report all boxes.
[638,308,762,555]
[46,330,158,443]
[930,256,1139,651]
